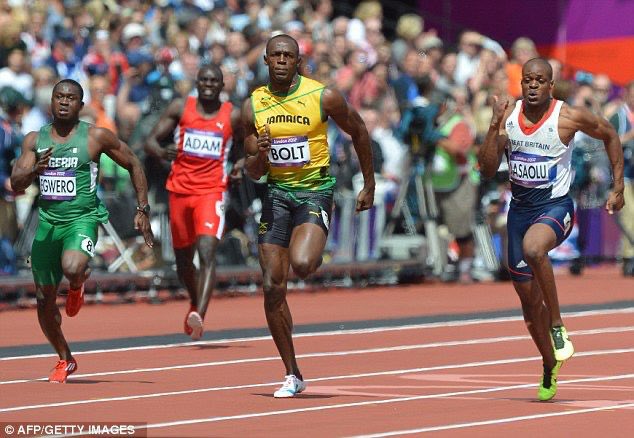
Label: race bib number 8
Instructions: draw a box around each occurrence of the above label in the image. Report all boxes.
[40,170,76,200]
[183,129,223,159]
[269,136,310,167]
[509,152,554,187]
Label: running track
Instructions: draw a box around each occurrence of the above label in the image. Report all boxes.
[1,265,633,437]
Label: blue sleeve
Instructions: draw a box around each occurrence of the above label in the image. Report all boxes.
[406,82,418,102]
[396,108,413,141]
[0,130,9,188]
[419,105,446,144]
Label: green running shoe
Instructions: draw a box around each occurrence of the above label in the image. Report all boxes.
[538,360,563,401]
[551,325,574,361]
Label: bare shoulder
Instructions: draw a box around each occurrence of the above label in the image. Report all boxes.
[559,102,597,128]
[321,87,347,116]
[90,126,119,149]
[20,131,38,152]
[23,130,39,144]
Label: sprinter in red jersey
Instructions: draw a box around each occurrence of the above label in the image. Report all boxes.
[145,65,243,340]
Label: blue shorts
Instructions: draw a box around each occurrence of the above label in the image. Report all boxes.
[507,196,575,282]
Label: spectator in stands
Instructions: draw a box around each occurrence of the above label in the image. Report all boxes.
[0,49,34,101]
[436,52,458,95]
[506,37,538,99]
[45,29,84,84]
[20,8,50,68]
[609,81,634,276]
[391,13,423,65]
[430,91,480,283]
[417,35,444,70]
[335,48,374,109]
[454,30,504,88]
[392,48,425,113]
[21,84,53,135]
[188,15,211,58]
[592,73,617,118]
[0,20,27,67]
[360,106,405,210]
[0,87,25,274]
[115,49,154,141]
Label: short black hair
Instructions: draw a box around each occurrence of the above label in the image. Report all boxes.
[523,58,553,81]
[265,34,300,56]
[53,79,84,101]
[199,63,223,81]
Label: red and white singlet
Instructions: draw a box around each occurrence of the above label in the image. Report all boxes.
[166,97,233,194]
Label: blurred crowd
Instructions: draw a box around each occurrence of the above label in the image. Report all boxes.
[0,0,632,279]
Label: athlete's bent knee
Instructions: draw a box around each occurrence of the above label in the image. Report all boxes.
[291,259,317,279]
[522,244,547,265]
[61,259,86,282]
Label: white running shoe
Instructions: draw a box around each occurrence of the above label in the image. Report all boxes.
[187,311,203,341]
[273,374,306,398]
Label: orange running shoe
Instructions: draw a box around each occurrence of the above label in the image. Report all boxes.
[65,284,84,317]
[184,305,196,335]
[49,359,78,383]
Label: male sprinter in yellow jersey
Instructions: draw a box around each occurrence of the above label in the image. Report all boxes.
[242,34,375,397]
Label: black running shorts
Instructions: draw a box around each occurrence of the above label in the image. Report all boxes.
[258,186,334,247]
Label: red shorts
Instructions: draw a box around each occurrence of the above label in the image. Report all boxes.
[168,191,226,249]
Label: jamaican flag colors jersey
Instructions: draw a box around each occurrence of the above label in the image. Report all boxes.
[36,121,109,224]
[251,75,335,191]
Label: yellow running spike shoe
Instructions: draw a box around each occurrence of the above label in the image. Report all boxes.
[538,360,563,401]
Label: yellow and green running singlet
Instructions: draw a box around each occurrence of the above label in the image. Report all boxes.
[251,75,335,191]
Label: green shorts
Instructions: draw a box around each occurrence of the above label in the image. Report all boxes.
[31,218,99,286]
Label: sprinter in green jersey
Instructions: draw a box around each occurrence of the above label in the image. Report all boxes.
[11,79,154,383]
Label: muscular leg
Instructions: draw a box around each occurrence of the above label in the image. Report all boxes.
[512,279,556,369]
[36,284,72,360]
[174,245,197,307]
[522,223,562,327]
[195,236,219,319]
[262,223,327,377]
[260,243,299,377]
[289,223,327,279]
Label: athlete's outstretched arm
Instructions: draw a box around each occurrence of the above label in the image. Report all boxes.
[144,98,183,161]
[242,97,270,180]
[322,87,375,212]
[563,105,625,214]
[97,128,154,247]
[11,132,51,192]
[478,96,511,179]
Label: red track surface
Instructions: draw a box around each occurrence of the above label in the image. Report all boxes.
[1,265,633,437]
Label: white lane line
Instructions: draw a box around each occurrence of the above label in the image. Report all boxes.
[2,325,633,385]
[351,402,634,437]
[2,307,633,361]
[2,348,633,414]
[47,374,634,437]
